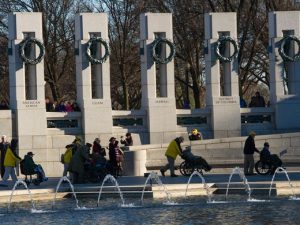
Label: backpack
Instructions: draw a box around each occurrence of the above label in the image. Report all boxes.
[60,154,65,164]
[20,159,26,174]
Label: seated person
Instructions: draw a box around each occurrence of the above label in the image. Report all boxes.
[189,129,203,141]
[23,152,47,182]
[182,147,211,171]
[260,142,282,173]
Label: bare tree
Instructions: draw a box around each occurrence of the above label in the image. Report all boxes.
[93,0,144,110]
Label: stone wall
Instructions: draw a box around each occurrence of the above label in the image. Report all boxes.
[0,110,12,138]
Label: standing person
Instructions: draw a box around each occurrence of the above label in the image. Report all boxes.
[62,144,73,177]
[243,131,260,175]
[249,91,265,107]
[45,97,54,112]
[68,143,91,184]
[160,136,184,177]
[2,139,21,185]
[92,138,106,157]
[120,133,133,146]
[0,135,9,178]
[108,137,117,166]
[108,137,124,175]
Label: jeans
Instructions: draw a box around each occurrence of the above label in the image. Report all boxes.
[2,166,17,184]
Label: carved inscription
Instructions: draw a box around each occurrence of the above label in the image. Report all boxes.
[214,97,237,104]
[92,101,104,105]
[22,100,40,108]
[155,99,169,104]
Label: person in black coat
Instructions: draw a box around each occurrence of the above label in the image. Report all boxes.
[243,131,260,175]
[120,133,133,146]
[0,135,9,178]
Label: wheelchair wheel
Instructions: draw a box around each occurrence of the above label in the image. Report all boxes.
[183,161,195,176]
[255,160,272,175]
[179,161,187,176]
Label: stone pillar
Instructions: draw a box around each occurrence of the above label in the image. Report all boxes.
[204,13,241,138]
[8,12,47,162]
[75,13,112,143]
[269,11,300,130]
[140,13,177,144]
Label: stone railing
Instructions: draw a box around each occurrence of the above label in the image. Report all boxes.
[240,107,275,135]
[176,108,212,138]
[112,110,148,145]
[46,112,82,135]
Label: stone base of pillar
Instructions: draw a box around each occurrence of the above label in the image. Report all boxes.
[210,96,241,138]
[275,95,300,130]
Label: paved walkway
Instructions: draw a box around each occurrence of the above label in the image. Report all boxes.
[1,171,300,192]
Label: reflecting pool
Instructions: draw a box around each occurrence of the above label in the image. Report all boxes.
[0,195,299,225]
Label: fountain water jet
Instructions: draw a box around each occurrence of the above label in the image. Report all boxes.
[225,167,252,200]
[52,176,79,209]
[141,171,171,205]
[268,167,296,198]
[185,171,212,202]
[97,174,125,207]
[8,179,36,211]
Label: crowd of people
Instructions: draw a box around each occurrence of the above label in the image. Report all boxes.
[0,132,133,185]
[45,98,81,112]
[62,133,133,184]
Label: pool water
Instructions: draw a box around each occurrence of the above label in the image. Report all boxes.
[0,196,299,225]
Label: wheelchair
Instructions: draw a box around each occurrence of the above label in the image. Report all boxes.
[255,154,282,175]
[20,160,41,186]
[179,148,211,176]
[254,160,272,175]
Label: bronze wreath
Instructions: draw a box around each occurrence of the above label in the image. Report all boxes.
[278,35,300,62]
[19,37,45,65]
[152,37,176,64]
[215,36,238,62]
[86,37,110,64]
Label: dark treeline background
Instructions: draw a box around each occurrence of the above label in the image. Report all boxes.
[0,0,298,109]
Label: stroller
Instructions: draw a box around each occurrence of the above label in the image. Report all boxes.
[179,146,212,176]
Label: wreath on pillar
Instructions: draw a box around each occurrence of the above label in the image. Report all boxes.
[215,36,239,62]
[278,35,300,62]
[19,37,45,65]
[86,37,110,64]
[152,37,176,64]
